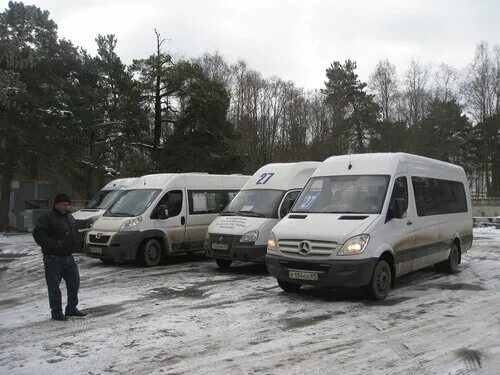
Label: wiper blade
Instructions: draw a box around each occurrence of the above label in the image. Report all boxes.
[220,211,237,216]
[112,212,134,217]
[237,210,265,217]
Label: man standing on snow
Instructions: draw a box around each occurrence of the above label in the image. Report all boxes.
[33,193,87,321]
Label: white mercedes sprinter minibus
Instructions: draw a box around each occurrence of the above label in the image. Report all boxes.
[205,162,320,269]
[266,153,473,300]
[73,178,137,244]
[85,173,249,266]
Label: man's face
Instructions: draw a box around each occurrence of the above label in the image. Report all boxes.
[54,202,71,214]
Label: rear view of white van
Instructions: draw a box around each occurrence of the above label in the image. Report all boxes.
[266,153,473,300]
[206,162,320,269]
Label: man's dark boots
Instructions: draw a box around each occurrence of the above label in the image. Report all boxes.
[65,308,87,318]
[51,311,68,321]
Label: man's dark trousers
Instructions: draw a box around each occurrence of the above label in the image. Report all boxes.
[43,255,80,314]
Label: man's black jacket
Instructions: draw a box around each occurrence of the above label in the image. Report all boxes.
[33,209,79,256]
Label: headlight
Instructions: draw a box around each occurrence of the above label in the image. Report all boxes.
[240,230,258,242]
[88,216,100,228]
[119,216,142,232]
[338,234,370,255]
[267,232,279,252]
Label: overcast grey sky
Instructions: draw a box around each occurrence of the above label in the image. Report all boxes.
[6,0,500,89]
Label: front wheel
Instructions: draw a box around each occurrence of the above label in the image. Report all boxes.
[139,239,162,267]
[215,259,232,270]
[277,278,302,293]
[366,260,391,300]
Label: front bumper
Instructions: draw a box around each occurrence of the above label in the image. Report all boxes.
[265,253,378,287]
[205,234,267,263]
[85,232,142,261]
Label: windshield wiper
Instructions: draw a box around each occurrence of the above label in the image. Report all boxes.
[111,212,135,217]
[237,210,266,218]
[220,211,237,216]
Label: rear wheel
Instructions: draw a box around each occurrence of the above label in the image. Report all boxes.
[277,278,302,293]
[366,260,391,300]
[140,239,162,267]
[436,242,459,274]
[215,259,232,270]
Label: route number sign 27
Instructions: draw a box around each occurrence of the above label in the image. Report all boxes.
[256,173,275,185]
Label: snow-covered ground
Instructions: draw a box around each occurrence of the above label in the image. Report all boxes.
[1,228,499,375]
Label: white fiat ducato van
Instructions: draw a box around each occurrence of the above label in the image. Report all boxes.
[85,173,249,266]
[73,178,137,244]
[266,153,473,300]
[205,162,320,269]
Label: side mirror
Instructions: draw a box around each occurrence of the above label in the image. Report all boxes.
[394,198,406,219]
[386,198,406,222]
[157,205,169,220]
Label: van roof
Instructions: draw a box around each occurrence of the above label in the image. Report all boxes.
[315,153,465,179]
[102,178,137,190]
[243,162,321,191]
[127,173,250,190]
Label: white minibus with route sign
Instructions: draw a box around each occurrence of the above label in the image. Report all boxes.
[266,153,473,300]
[205,162,320,269]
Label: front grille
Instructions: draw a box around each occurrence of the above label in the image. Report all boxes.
[88,234,111,244]
[210,234,238,244]
[279,239,338,256]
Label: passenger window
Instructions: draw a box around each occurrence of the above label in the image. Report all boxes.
[279,191,301,218]
[156,190,183,218]
[188,190,239,215]
[389,177,408,218]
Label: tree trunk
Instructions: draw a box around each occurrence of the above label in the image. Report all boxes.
[0,136,17,232]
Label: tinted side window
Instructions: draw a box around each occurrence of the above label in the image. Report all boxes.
[438,180,467,213]
[412,177,438,216]
[389,176,408,217]
[279,191,301,218]
[412,177,467,216]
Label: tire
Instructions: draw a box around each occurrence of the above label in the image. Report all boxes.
[366,260,391,300]
[436,243,459,274]
[277,278,302,293]
[215,259,232,270]
[100,258,114,265]
[140,239,162,267]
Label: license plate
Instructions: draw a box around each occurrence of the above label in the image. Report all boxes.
[89,247,102,254]
[212,243,229,251]
[289,270,318,281]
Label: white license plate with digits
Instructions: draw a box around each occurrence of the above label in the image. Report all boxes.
[212,243,229,251]
[89,247,103,254]
[289,271,318,281]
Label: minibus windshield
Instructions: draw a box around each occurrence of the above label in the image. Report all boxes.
[292,175,390,214]
[86,190,124,210]
[221,189,285,219]
[104,189,161,217]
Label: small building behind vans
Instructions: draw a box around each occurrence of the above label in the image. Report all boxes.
[206,162,320,269]
[85,173,249,266]
[266,153,473,300]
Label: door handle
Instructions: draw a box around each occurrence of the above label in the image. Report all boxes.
[181,216,185,225]
[406,221,413,226]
